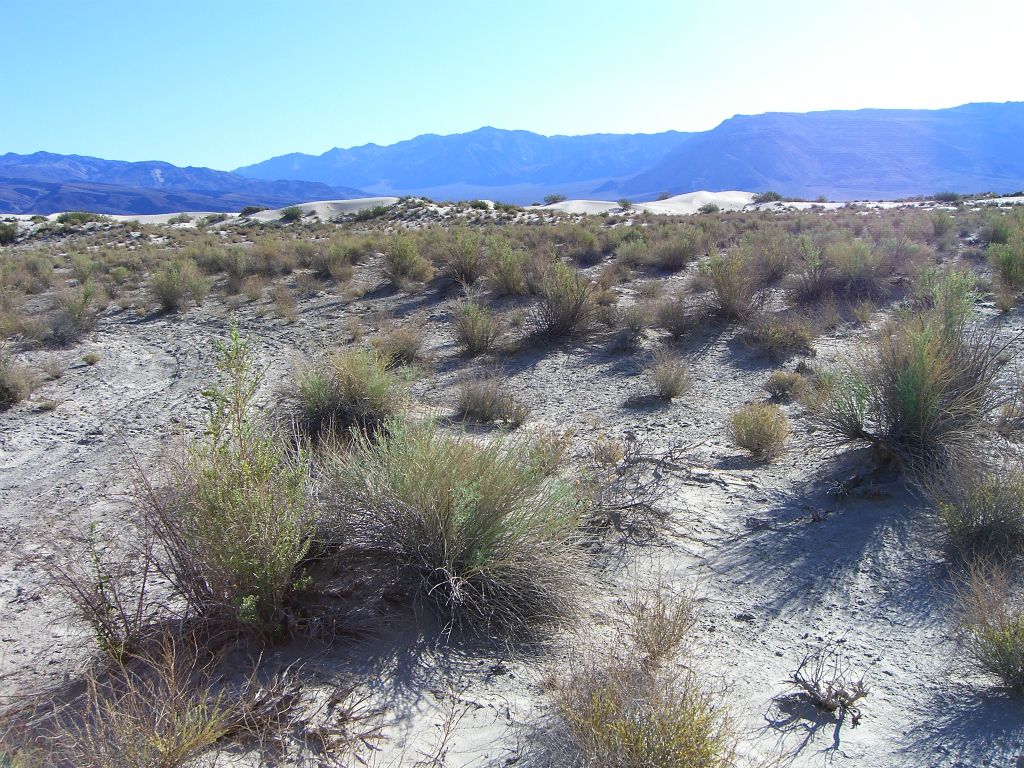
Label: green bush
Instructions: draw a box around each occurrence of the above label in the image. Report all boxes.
[279,205,304,222]
[56,211,108,225]
[488,239,527,296]
[322,418,586,633]
[958,565,1024,691]
[812,310,1004,469]
[441,228,487,285]
[740,313,815,359]
[454,301,502,356]
[533,263,595,339]
[150,260,210,313]
[544,193,567,205]
[145,330,314,635]
[352,204,389,221]
[935,469,1024,559]
[383,234,434,287]
[699,248,764,321]
[752,191,783,204]
[239,206,267,217]
[0,222,16,246]
[287,347,407,441]
[49,280,100,345]
[988,238,1024,291]
[764,370,808,401]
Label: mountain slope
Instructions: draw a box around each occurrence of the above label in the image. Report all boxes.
[602,102,1024,200]
[0,152,366,214]
[235,127,691,195]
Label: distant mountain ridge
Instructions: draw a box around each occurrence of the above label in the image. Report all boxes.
[236,102,1024,203]
[0,152,366,214]
[5,102,1024,214]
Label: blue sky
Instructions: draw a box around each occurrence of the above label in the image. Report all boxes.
[3,0,1022,170]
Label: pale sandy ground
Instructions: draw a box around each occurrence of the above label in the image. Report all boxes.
[5,192,1023,225]
[3,224,1024,766]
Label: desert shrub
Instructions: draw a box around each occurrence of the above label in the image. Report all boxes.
[544,193,567,205]
[287,347,406,440]
[383,234,434,287]
[765,370,808,401]
[699,247,764,321]
[352,204,389,221]
[933,468,1024,560]
[648,228,702,272]
[740,313,815,359]
[0,347,35,409]
[310,238,358,282]
[931,211,955,237]
[150,260,210,313]
[455,376,529,426]
[728,403,789,460]
[279,205,304,222]
[654,291,700,340]
[239,206,267,217]
[988,238,1024,291]
[616,239,651,268]
[790,235,828,303]
[563,225,602,265]
[322,418,586,633]
[56,211,108,225]
[825,238,887,298]
[957,564,1024,691]
[618,199,633,210]
[698,202,720,214]
[49,281,100,346]
[454,301,502,356]
[612,304,650,350]
[933,191,962,203]
[982,214,1013,246]
[372,325,426,367]
[913,267,977,330]
[0,222,16,245]
[440,228,487,285]
[533,263,595,339]
[753,191,783,204]
[548,589,735,768]
[750,229,792,284]
[144,330,315,635]
[812,311,1005,470]
[488,239,528,296]
[649,350,689,401]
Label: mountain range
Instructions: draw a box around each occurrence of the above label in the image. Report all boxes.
[3,102,1023,215]
[0,153,365,215]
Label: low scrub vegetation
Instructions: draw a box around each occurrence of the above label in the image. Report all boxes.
[699,247,764,321]
[533,263,595,339]
[649,350,689,400]
[454,301,502,356]
[322,419,587,634]
[0,347,35,409]
[455,376,528,426]
[287,346,406,441]
[728,402,790,460]
[933,467,1024,560]
[384,234,434,287]
[957,564,1024,691]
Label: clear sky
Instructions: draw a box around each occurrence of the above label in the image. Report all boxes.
[3,0,1022,170]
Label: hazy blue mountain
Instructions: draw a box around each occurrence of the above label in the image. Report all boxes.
[236,103,1024,203]
[600,102,1024,200]
[0,152,366,214]
[235,127,691,196]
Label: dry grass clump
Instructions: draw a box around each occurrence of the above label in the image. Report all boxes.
[383,233,434,288]
[455,376,529,426]
[150,259,210,313]
[653,290,701,341]
[932,467,1024,560]
[698,248,765,321]
[647,228,703,272]
[728,402,789,460]
[988,237,1024,292]
[740,312,815,359]
[372,325,426,367]
[764,370,808,401]
[454,301,502,356]
[957,563,1024,691]
[546,587,736,768]
[811,310,1005,470]
[440,228,487,285]
[0,347,36,409]
[322,418,587,634]
[533,263,596,339]
[611,304,650,350]
[649,350,690,401]
[824,237,890,299]
[49,281,101,346]
[146,330,316,636]
[288,346,407,440]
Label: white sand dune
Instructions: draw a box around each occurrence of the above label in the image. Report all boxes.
[531,191,757,215]
[248,197,400,222]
